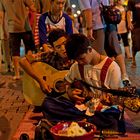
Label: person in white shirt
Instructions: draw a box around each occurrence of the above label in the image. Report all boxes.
[115,0,132,59]
[78,0,108,54]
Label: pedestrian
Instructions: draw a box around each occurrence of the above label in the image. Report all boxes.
[78,0,106,54]
[78,0,131,86]
[0,0,36,80]
[0,11,11,72]
[115,0,132,59]
[127,0,140,67]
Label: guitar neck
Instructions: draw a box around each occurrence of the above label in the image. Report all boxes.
[72,80,140,113]
[84,89,125,106]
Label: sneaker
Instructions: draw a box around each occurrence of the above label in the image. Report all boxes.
[122,74,131,87]
[122,80,131,87]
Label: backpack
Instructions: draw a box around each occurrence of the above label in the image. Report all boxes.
[100,3,122,24]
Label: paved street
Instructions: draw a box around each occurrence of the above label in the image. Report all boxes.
[0,51,140,140]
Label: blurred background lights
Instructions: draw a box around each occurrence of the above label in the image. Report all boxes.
[77,10,81,15]
[72,4,76,8]
[68,0,81,18]
[74,14,78,17]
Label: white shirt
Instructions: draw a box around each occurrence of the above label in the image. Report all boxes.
[65,57,122,116]
[78,0,109,30]
[65,57,122,92]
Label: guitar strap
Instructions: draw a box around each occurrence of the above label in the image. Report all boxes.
[78,64,84,80]
[78,57,113,87]
[100,58,113,87]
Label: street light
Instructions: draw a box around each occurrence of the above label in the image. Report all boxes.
[77,10,81,15]
[72,4,76,8]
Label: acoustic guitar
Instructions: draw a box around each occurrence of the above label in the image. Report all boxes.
[72,80,140,113]
[22,62,68,106]
[23,62,140,112]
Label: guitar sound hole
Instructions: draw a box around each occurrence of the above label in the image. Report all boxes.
[55,81,66,93]
[43,76,46,81]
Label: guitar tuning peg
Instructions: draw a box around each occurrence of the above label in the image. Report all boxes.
[19,133,29,140]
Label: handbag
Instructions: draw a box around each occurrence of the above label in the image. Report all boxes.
[98,1,122,24]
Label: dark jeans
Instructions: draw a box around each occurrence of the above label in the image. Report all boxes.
[42,96,123,131]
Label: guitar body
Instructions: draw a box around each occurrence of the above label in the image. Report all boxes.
[23,62,68,106]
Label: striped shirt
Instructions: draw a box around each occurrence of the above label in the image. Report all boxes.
[38,12,73,46]
[34,13,41,46]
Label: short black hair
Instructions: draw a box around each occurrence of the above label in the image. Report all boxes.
[65,33,91,60]
[48,29,68,47]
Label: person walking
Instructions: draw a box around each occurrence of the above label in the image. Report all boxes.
[0,0,36,80]
[127,0,140,67]
[78,0,106,55]
[78,0,131,86]
[0,11,11,72]
[115,0,132,59]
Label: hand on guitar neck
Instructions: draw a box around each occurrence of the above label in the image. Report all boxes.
[67,87,85,105]
[71,80,140,113]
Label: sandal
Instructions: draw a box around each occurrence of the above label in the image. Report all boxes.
[13,76,20,80]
